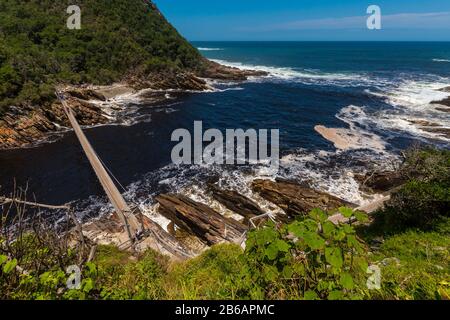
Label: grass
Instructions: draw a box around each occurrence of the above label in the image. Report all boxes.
[364,218,450,300]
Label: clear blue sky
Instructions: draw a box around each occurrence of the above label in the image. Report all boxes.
[153,0,450,41]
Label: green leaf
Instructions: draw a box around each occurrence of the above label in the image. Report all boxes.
[325,247,343,269]
[0,254,8,266]
[257,228,278,246]
[293,263,305,276]
[304,231,326,250]
[340,272,354,290]
[354,211,369,223]
[263,265,278,282]
[334,230,346,241]
[342,224,355,234]
[328,290,344,300]
[339,207,354,218]
[288,222,306,237]
[265,243,279,260]
[355,257,369,273]
[322,221,335,237]
[304,219,318,232]
[83,278,94,293]
[282,266,293,278]
[85,262,97,275]
[347,235,363,252]
[309,208,328,222]
[3,258,17,274]
[304,290,319,300]
[276,239,290,252]
[318,280,330,291]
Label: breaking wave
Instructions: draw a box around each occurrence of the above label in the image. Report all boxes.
[198,47,224,51]
[209,59,382,87]
[363,78,450,143]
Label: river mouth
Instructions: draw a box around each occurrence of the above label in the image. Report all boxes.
[1,42,449,225]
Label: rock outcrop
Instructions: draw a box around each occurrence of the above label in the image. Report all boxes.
[209,185,264,221]
[200,60,268,81]
[431,96,450,107]
[355,171,407,193]
[252,179,354,217]
[0,95,109,149]
[155,194,248,245]
[0,60,268,150]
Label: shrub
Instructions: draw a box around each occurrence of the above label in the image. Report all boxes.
[374,148,449,232]
[237,208,370,300]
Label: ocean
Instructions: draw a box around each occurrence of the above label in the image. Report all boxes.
[1,42,449,224]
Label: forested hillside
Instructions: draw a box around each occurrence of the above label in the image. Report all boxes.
[0,0,203,113]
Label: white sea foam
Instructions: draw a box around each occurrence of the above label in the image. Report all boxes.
[432,59,450,63]
[198,47,224,51]
[279,152,379,205]
[363,78,450,142]
[210,59,376,86]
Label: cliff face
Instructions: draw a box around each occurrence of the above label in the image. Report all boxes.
[0,0,266,149]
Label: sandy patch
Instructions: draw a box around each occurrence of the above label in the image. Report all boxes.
[314,125,385,152]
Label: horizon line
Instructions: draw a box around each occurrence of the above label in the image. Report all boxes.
[190,40,450,42]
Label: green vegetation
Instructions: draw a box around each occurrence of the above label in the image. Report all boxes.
[370,148,449,233]
[368,221,449,300]
[0,0,203,114]
[1,148,448,300]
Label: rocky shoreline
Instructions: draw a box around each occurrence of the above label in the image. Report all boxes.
[0,60,267,150]
[81,171,399,259]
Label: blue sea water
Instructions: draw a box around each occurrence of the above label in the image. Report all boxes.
[1,42,449,221]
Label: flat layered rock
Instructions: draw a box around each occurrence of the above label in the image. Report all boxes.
[200,60,268,81]
[252,179,354,217]
[209,185,264,221]
[155,194,248,245]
